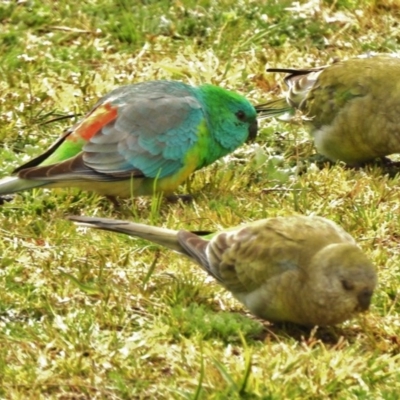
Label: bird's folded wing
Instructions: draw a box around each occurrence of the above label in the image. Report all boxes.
[17,82,205,181]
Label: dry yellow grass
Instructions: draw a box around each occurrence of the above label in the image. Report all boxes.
[0,0,400,398]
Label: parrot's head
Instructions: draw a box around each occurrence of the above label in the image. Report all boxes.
[198,84,258,150]
[302,243,377,326]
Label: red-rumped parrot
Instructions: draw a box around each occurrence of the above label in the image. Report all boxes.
[0,81,258,198]
[257,54,400,165]
[68,214,377,326]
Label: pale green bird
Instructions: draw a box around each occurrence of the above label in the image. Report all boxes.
[68,214,377,326]
[256,54,400,165]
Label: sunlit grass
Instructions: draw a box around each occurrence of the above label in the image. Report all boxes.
[1,0,400,398]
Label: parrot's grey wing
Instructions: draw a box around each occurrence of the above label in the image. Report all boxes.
[18,81,204,182]
[82,82,204,179]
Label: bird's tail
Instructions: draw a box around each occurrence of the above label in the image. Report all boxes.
[0,176,48,196]
[256,66,325,122]
[68,215,185,254]
[255,98,295,120]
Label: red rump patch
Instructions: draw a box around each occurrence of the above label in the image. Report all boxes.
[68,102,118,142]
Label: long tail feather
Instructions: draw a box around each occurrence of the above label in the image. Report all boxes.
[267,66,325,109]
[255,98,294,120]
[0,176,48,195]
[68,215,186,254]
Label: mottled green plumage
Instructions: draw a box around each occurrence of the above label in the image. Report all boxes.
[69,215,377,326]
[256,54,400,165]
[0,81,257,199]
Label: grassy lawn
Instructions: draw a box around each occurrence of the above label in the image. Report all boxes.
[1,0,400,398]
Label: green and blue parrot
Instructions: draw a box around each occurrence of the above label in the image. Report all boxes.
[0,81,258,198]
[69,214,377,326]
[257,53,400,165]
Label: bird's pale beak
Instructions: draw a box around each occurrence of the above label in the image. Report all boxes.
[247,119,258,142]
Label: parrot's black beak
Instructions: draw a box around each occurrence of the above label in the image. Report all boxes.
[357,288,373,311]
[247,119,258,143]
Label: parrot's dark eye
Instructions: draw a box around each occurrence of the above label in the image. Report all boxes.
[236,110,246,121]
[341,279,354,291]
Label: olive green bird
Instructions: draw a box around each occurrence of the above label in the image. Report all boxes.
[256,53,400,165]
[68,214,377,326]
[0,80,257,199]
